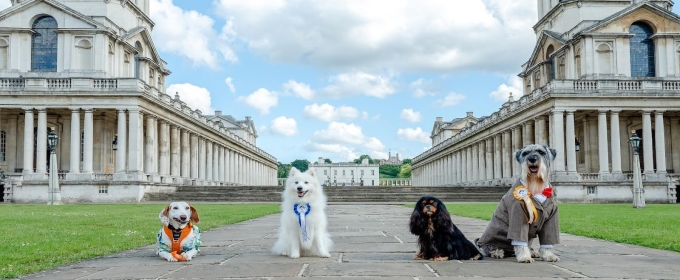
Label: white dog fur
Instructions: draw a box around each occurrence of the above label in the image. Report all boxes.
[272,167,333,258]
[157,201,201,262]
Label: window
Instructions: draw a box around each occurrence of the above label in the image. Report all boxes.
[0,38,8,70]
[80,131,84,162]
[630,22,655,77]
[108,43,114,74]
[371,170,375,175]
[361,170,364,176]
[342,170,345,176]
[324,170,327,175]
[149,69,155,87]
[123,53,130,77]
[334,170,337,175]
[134,41,143,79]
[0,131,6,161]
[351,170,354,176]
[575,47,582,78]
[596,43,613,75]
[587,186,596,195]
[546,45,554,81]
[31,16,58,72]
[558,57,565,79]
[75,38,93,70]
[99,185,108,194]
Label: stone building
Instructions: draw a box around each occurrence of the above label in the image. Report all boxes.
[431,112,481,146]
[313,157,379,186]
[412,0,679,203]
[0,0,278,203]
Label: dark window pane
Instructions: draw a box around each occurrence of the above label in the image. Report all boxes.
[629,22,655,77]
[31,16,58,72]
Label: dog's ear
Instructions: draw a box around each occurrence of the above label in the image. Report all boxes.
[159,205,170,226]
[307,167,316,177]
[514,149,522,163]
[289,167,299,177]
[189,206,200,224]
[409,206,427,236]
[546,145,557,161]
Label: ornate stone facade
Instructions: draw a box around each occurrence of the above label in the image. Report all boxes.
[0,0,277,203]
[412,0,679,203]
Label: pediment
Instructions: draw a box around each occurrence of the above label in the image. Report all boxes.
[584,3,680,34]
[526,31,566,71]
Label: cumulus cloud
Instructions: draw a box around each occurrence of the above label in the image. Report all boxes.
[400,109,422,123]
[269,116,298,136]
[237,88,278,115]
[410,78,437,98]
[150,0,236,68]
[303,103,359,122]
[167,83,215,113]
[303,143,358,162]
[283,80,315,100]
[225,77,235,93]
[306,122,387,161]
[213,0,536,74]
[321,72,396,98]
[437,92,466,107]
[397,127,430,143]
[490,76,523,102]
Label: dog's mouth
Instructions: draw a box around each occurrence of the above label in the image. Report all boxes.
[297,190,308,198]
[529,164,539,174]
[173,218,189,224]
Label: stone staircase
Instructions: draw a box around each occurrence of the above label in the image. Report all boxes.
[144,185,509,203]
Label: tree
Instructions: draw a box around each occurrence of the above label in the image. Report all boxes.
[379,164,400,178]
[277,162,292,178]
[402,158,412,165]
[290,159,311,172]
[354,155,376,164]
[397,163,412,178]
[324,158,332,164]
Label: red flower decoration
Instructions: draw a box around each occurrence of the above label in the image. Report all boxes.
[542,187,553,198]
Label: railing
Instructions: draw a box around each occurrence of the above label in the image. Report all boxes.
[662,81,680,90]
[580,173,599,181]
[93,79,117,89]
[0,78,24,88]
[94,173,113,180]
[618,81,641,90]
[379,178,412,186]
[47,78,71,89]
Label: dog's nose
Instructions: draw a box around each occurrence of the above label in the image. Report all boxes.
[528,156,538,163]
[180,215,187,221]
[297,187,303,191]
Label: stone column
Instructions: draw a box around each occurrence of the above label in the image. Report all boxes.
[502,130,512,178]
[462,147,469,183]
[36,108,47,173]
[199,137,206,180]
[190,133,198,179]
[23,108,34,174]
[170,125,180,179]
[485,138,493,180]
[671,117,680,173]
[225,148,232,184]
[642,111,654,175]
[566,110,577,174]
[181,129,190,178]
[82,109,94,174]
[523,122,534,146]
[582,117,591,172]
[478,142,486,181]
[455,151,462,184]
[212,144,219,182]
[471,144,478,182]
[512,126,521,177]
[654,111,667,175]
[127,109,142,175]
[597,110,610,176]
[535,116,548,145]
[144,116,156,175]
[219,146,225,183]
[552,110,566,173]
[610,111,622,175]
[69,109,80,174]
[206,140,213,182]
[158,120,169,177]
[494,134,502,179]
[116,109,127,173]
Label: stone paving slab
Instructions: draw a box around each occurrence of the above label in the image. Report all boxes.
[18,204,680,280]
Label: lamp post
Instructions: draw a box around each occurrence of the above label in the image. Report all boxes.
[575,137,581,152]
[629,131,645,208]
[47,130,62,205]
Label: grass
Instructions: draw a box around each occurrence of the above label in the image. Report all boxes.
[0,204,280,279]
[438,203,680,253]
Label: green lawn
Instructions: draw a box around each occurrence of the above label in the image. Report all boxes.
[440,203,680,253]
[0,204,280,279]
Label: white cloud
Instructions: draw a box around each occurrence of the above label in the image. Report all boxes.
[237,88,278,115]
[283,80,315,100]
[437,92,466,107]
[322,72,395,98]
[0,2,9,10]
[410,78,436,98]
[167,83,214,114]
[225,77,235,93]
[400,109,422,123]
[150,0,236,68]
[304,143,358,162]
[490,76,523,102]
[303,103,359,122]
[307,122,387,161]
[269,116,298,136]
[397,127,430,143]
[214,0,536,74]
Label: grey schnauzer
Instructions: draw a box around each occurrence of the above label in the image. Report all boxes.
[475,144,560,263]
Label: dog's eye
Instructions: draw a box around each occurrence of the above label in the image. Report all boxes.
[538,150,545,155]
[185,207,190,210]
[304,181,308,184]
[295,181,298,184]
[522,151,530,156]
[173,207,178,210]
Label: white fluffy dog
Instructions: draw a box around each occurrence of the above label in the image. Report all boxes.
[272,167,333,259]
[157,201,202,262]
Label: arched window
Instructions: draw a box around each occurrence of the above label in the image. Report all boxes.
[596,43,613,75]
[546,45,555,81]
[134,41,143,79]
[629,22,655,77]
[676,45,680,74]
[108,43,114,74]
[75,38,92,70]
[31,16,58,72]
[558,56,566,79]
[0,131,6,161]
[123,53,130,77]
[575,47,582,78]
[0,38,8,70]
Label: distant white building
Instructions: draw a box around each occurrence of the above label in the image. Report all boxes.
[0,0,277,203]
[313,157,379,186]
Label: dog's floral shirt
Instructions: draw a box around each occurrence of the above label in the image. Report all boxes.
[157,224,202,253]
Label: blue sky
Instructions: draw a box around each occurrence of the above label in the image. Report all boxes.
[88,1,680,164]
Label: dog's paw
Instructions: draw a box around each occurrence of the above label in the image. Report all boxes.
[539,248,560,262]
[181,252,193,261]
[318,251,331,258]
[414,252,424,260]
[490,249,505,259]
[530,249,540,258]
[514,246,534,263]
[470,254,482,261]
[289,252,300,259]
[166,257,178,262]
[432,255,448,261]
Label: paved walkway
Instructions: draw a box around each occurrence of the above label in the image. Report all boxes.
[21,205,680,279]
